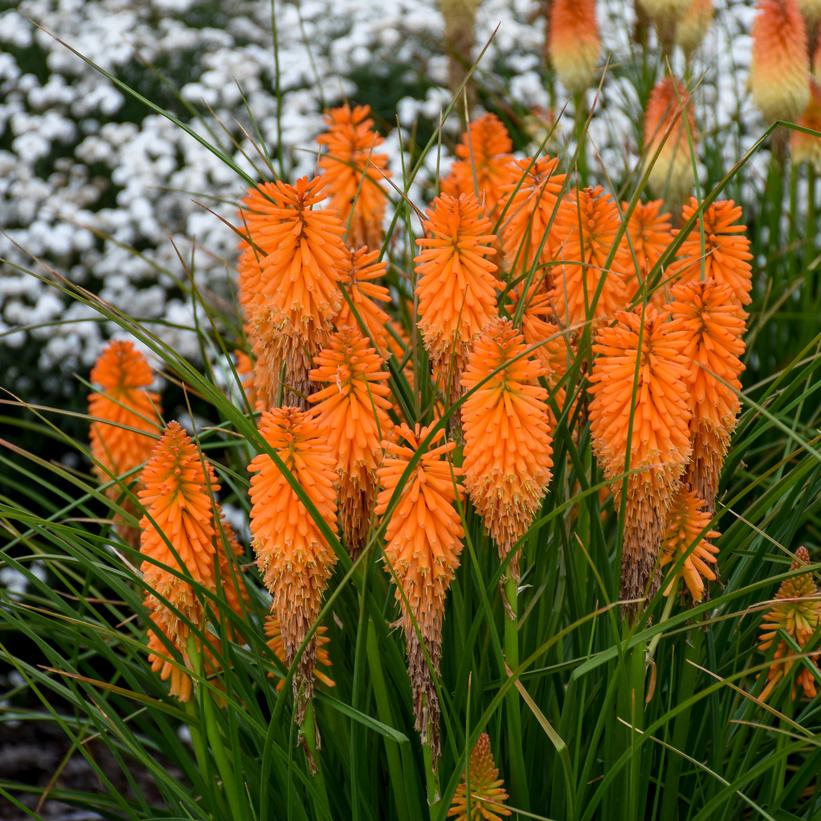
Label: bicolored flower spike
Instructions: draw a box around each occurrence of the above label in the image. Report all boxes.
[791,80,821,171]
[414,193,500,404]
[668,198,753,309]
[238,177,349,408]
[500,156,567,274]
[461,319,553,579]
[548,0,600,95]
[660,488,720,602]
[309,327,393,555]
[376,422,464,760]
[668,279,746,508]
[448,733,511,821]
[317,104,391,250]
[551,186,631,328]
[624,199,673,302]
[675,0,714,55]
[757,547,821,701]
[750,0,810,123]
[643,76,696,204]
[442,113,514,218]
[265,613,335,692]
[248,407,338,724]
[589,307,692,612]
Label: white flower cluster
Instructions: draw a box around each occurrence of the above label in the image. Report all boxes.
[0,0,760,404]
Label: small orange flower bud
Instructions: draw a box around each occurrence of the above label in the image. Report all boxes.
[548,0,601,95]
[448,733,512,820]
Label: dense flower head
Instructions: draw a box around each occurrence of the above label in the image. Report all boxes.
[376,422,464,755]
[461,319,553,577]
[265,613,335,692]
[441,113,514,217]
[660,488,720,602]
[791,80,821,171]
[758,547,821,700]
[675,0,714,54]
[548,0,600,95]
[551,186,631,327]
[499,156,567,273]
[668,198,753,309]
[316,103,391,250]
[643,76,697,204]
[448,733,511,821]
[624,199,673,301]
[750,0,810,123]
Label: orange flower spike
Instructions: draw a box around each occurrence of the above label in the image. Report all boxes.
[317,103,391,249]
[414,193,500,401]
[376,422,464,759]
[643,76,696,204]
[791,80,821,172]
[675,0,714,55]
[309,327,393,555]
[551,186,631,327]
[442,113,514,218]
[588,307,692,612]
[248,407,338,721]
[750,0,810,123]
[548,0,600,95]
[668,279,746,508]
[448,733,512,821]
[669,198,753,310]
[660,488,720,602]
[623,199,673,302]
[758,547,821,701]
[500,156,566,274]
[461,319,554,579]
[265,613,335,692]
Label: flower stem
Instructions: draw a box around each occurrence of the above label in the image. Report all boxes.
[503,575,529,809]
[422,725,441,810]
[301,702,331,817]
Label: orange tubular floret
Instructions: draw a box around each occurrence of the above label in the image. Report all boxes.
[375,422,464,760]
[791,80,821,171]
[643,76,696,204]
[668,279,746,508]
[750,0,810,123]
[548,0,600,95]
[461,319,553,578]
[551,186,631,327]
[588,307,692,612]
[265,613,335,692]
[660,488,720,602]
[238,176,349,408]
[500,156,567,274]
[309,327,393,555]
[442,113,514,218]
[757,547,821,701]
[414,193,500,402]
[623,199,673,303]
[448,733,512,821]
[248,407,338,722]
[675,0,714,55]
[667,198,753,309]
[317,103,391,250]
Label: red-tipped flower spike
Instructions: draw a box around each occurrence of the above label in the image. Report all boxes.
[588,307,692,612]
[317,104,391,250]
[309,327,393,555]
[238,177,349,408]
[442,113,514,218]
[461,319,553,579]
[414,193,500,404]
[643,76,697,204]
[675,0,714,54]
[750,0,810,123]
[660,488,720,602]
[248,407,338,723]
[623,199,674,303]
[265,613,335,692]
[792,80,821,171]
[500,156,567,274]
[668,198,753,310]
[551,186,631,327]
[448,733,512,821]
[668,279,746,509]
[758,547,821,701]
[548,0,601,94]
[375,422,464,759]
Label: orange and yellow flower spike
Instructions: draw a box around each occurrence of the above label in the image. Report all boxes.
[548,0,600,95]
[317,104,391,250]
[265,613,335,692]
[623,199,673,303]
[309,327,393,555]
[791,80,821,171]
[248,407,338,723]
[588,307,692,613]
[660,488,720,602]
[461,319,553,579]
[675,0,714,56]
[375,422,464,760]
[750,0,810,123]
[758,547,821,701]
[448,733,512,820]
